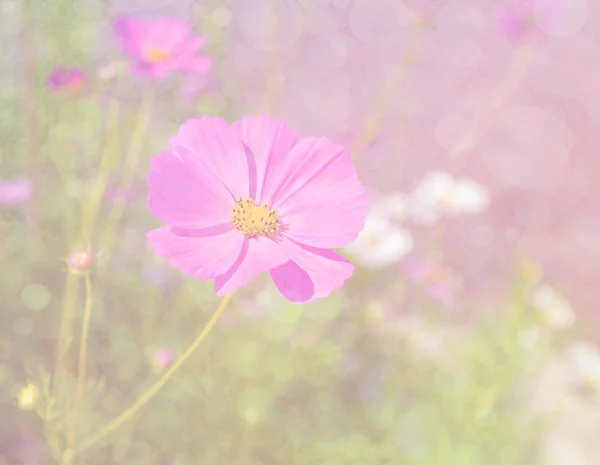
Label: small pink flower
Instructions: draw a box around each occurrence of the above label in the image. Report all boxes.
[104,182,140,206]
[114,16,212,80]
[0,178,32,205]
[180,75,207,101]
[404,258,460,308]
[68,249,95,272]
[147,115,368,303]
[152,348,174,369]
[47,67,88,94]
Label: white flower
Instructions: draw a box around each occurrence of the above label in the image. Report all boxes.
[370,192,410,220]
[531,284,575,330]
[345,210,413,269]
[567,341,600,394]
[97,61,127,81]
[407,171,490,223]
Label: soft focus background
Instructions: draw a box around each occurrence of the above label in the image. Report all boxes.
[2,0,600,464]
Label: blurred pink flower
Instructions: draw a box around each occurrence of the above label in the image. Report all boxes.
[147,115,368,303]
[152,348,174,369]
[114,17,212,80]
[0,178,33,205]
[47,67,88,94]
[104,182,140,206]
[404,258,460,308]
[499,3,532,40]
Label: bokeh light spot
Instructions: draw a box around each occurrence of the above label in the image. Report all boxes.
[533,0,588,38]
[349,0,411,47]
[238,386,271,425]
[13,317,35,336]
[236,0,305,51]
[20,283,51,311]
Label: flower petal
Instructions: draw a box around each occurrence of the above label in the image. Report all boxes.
[115,17,190,54]
[171,116,250,200]
[114,18,151,56]
[147,226,243,279]
[148,145,233,228]
[146,18,191,49]
[0,178,33,205]
[231,115,301,204]
[269,137,368,248]
[270,240,354,303]
[214,236,290,296]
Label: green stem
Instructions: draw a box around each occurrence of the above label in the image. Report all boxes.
[67,273,93,448]
[100,89,154,256]
[76,294,233,454]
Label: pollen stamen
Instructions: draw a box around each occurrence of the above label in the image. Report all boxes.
[232,197,280,238]
[147,48,169,63]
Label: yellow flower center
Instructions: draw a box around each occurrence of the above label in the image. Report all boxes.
[147,48,169,63]
[232,197,280,238]
[17,384,40,410]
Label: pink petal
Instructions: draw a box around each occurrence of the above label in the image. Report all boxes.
[114,17,190,55]
[147,226,243,279]
[114,18,152,57]
[146,18,191,49]
[270,137,368,248]
[171,116,250,200]
[148,145,234,228]
[174,36,206,55]
[231,115,301,204]
[182,56,213,75]
[270,240,354,303]
[0,178,33,205]
[214,236,290,296]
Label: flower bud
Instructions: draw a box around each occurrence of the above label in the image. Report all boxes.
[68,249,95,273]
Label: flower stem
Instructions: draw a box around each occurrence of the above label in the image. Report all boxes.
[350,28,424,160]
[447,35,537,174]
[18,0,40,239]
[76,294,233,453]
[67,272,93,448]
[53,273,79,392]
[100,88,154,256]
[80,96,121,243]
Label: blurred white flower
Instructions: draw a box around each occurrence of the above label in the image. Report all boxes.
[97,60,127,81]
[370,192,409,220]
[518,328,543,352]
[345,210,413,269]
[567,341,600,395]
[531,284,575,330]
[407,171,490,223]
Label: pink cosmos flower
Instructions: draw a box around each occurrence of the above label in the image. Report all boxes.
[147,115,368,303]
[0,178,33,205]
[47,67,88,94]
[113,17,212,80]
